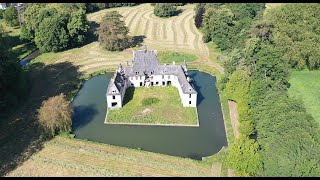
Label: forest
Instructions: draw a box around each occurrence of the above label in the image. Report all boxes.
[195,3,320,176]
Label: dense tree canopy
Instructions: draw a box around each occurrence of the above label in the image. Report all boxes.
[34,13,70,52]
[265,3,320,70]
[3,6,19,27]
[203,3,320,176]
[200,3,265,51]
[21,4,90,52]
[154,3,177,18]
[98,11,131,51]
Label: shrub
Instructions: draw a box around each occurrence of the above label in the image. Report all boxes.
[154,3,177,17]
[37,93,73,137]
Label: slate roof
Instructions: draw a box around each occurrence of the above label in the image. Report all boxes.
[107,70,126,95]
[109,49,197,95]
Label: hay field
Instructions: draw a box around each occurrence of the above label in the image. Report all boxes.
[88,4,209,58]
[6,136,213,177]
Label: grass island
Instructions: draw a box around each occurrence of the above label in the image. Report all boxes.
[106,86,198,125]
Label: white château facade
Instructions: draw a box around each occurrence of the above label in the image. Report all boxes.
[106,48,197,109]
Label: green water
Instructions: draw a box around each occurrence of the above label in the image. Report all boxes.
[72,70,227,160]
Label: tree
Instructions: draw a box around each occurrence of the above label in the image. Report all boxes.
[98,11,131,51]
[154,3,177,17]
[34,13,70,52]
[67,9,90,47]
[228,136,262,176]
[37,93,73,137]
[3,6,19,27]
[21,4,43,40]
[22,4,90,52]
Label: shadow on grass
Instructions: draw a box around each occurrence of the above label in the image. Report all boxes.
[84,21,100,45]
[173,9,183,16]
[72,104,98,130]
[122,87,135,106]
[0,61,83,176]
[130,35,146,48]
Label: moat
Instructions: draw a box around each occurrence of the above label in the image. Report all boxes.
[71,70,228,160]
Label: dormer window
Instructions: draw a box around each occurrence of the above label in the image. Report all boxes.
[135,71,138,75]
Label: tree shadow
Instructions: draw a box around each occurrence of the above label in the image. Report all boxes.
[84,21,100,45]
[122,87,135,106]
[173,9,184,16]
[130,35,146,48]
[72,104,98,130]
[0,61,83,176]
[3,35,22,49]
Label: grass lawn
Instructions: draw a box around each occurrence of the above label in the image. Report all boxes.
[157,51,198,64]
[107,86,198,125]
[288,70,320,124]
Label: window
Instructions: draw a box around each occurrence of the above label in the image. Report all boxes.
[151,71,153,75]
[140,82,143,86]
[112,95,115,99]
[156,82,159,85]
[189,101,191,105]
[162,75,164,79]
[111,102,117,107]
[162,81,165,86]
[189,94,191,98]
[135,71,138,75]
[112,90,115,93]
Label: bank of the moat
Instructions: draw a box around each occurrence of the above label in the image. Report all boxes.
[71,70,228,160]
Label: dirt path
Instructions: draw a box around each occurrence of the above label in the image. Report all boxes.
[228,100,239,140]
